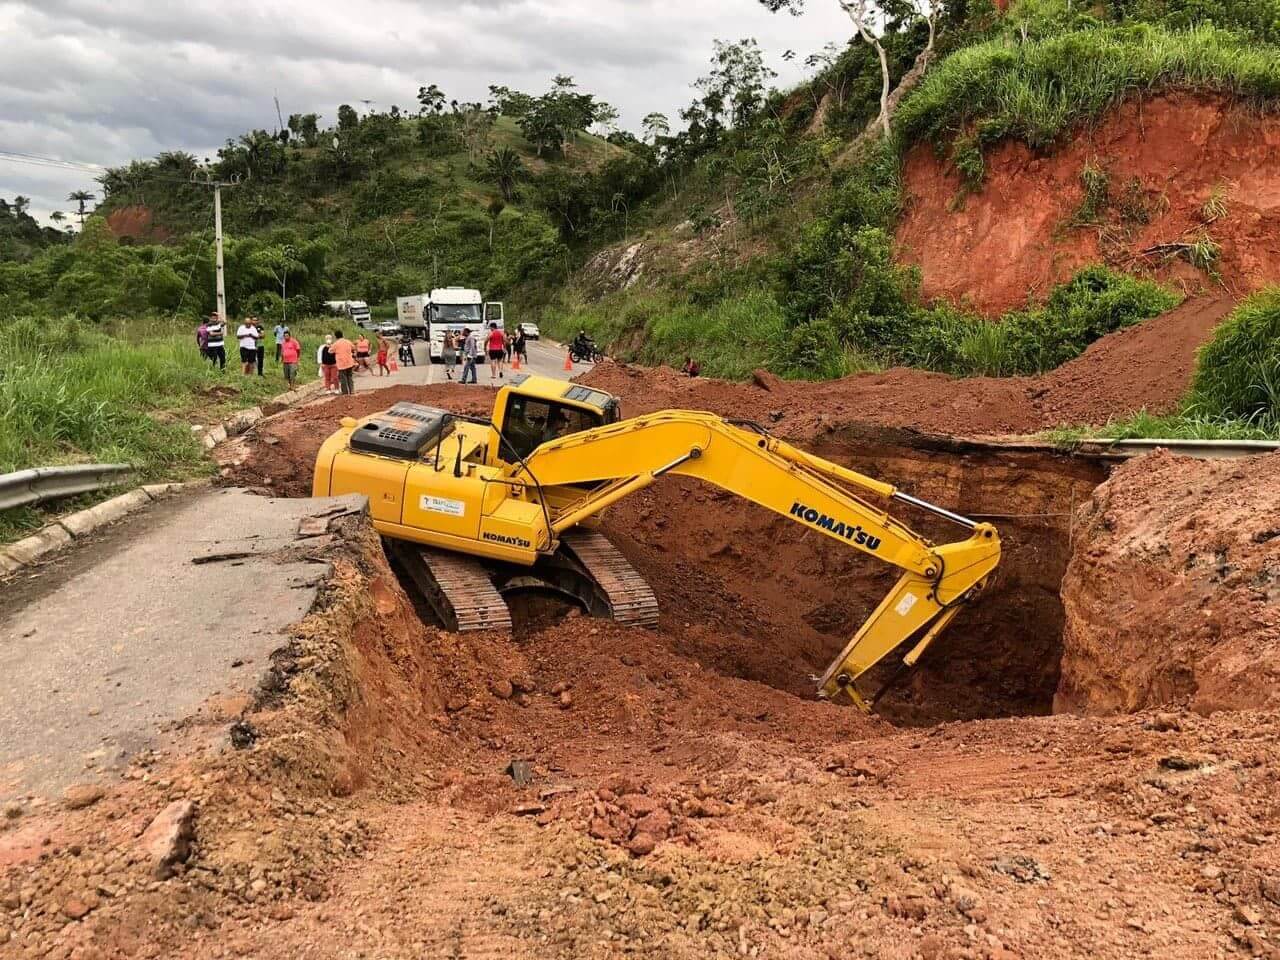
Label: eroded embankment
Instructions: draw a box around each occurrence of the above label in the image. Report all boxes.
[1057,449,1280,716]
[897,93,1280,312]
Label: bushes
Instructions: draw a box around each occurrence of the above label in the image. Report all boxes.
[545,288,789,380]
[897,24,1280,176]
[1188,288,1280,426]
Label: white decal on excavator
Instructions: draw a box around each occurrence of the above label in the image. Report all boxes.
[894,593,918,617]
[420,496,465,517]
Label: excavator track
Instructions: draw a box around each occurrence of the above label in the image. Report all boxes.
[387,540,513,634]
[558,529,659,629]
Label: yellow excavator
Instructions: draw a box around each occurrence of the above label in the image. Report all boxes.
[313,374,1001,710]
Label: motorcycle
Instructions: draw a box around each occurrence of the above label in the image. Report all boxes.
[570,341,605,363]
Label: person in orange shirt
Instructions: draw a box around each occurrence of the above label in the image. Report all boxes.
[331,329,357,395]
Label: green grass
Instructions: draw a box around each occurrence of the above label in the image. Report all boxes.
[1187,287,1280,426]
[544,288,791,380]
[897,24,1280,171]
[1046,410,1280,443]
[0,314,343,542]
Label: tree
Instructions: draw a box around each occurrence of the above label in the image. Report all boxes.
[287,113,320,146]
[67,190,94,227]
[486,198,505,250]
[593,103,620,136]
[337,104,360,131]
[697,38,777,129]
[49,211,65,226]
[488,85,536,118]
[485,147,526,201]
[760,0,940,138]
[642,112,671,143]
[12,196,30,217]
[417,84,446,116]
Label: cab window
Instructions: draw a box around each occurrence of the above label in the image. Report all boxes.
[501,396,602,461]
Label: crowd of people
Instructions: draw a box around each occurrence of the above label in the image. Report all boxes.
[439,322,529,384]
[193,314,624,395]
[195,313,402,394]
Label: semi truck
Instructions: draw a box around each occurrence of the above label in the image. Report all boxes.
[396,288,505,364]
[323,300,373,329]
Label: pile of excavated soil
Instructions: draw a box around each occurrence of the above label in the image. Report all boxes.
[1056,449,1280,716]
[897,93,1280,313]
[578,294,1230,436]
[9,508,1280,960]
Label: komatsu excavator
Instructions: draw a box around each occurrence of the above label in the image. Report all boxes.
[313,374,1001,710]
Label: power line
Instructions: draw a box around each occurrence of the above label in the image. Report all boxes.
[0,150,213,186]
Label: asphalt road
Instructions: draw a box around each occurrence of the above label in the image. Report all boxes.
[0,489,362,803]
[344,336,592,392]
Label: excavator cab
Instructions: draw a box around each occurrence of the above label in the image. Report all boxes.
[489,375,621,464]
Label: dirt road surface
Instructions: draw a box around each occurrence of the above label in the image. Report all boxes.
[0,489,362,804]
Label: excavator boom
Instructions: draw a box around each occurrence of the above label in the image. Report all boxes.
[314,377,1001,710]
[506,410,1001,708]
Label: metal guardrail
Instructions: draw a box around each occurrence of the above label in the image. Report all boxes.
[1076,438,1280,460]
[0,464,134,511]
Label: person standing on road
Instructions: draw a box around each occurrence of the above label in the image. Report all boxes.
[254,319,266,377]
[504,330,513,364]
[355,333,372,375]
[273,320,286,363]
[236,318,258,375]
[281,330,301,389]
[512,328,527,365]
[332,329,357,395]
[196,318,210,362]
[461,327,479,384]
[486,322,506,380]
[441,329,457,380]
[375,335,392,377]
[205,314,226,370]
[319,335,338,394]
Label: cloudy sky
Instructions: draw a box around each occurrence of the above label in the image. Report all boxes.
[0,0,850,224]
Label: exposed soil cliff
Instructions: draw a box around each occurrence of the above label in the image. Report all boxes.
[1057,449,1280,715]
[897,94,1280,313]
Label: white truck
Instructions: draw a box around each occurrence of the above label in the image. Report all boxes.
[323,300,373,329]
[396,287,505,364]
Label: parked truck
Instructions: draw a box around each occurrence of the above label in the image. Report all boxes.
[323,300,373,329]
[396,288,505,364]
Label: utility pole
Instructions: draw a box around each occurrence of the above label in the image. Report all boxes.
[192,174,240,322]
[213,184,227,323]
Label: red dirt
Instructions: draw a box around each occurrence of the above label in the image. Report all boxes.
[579,293,1230,435]
[7,516,1280,959]
[104,205,171,244]
[1057,449,1280,716]
[897,93,1280,313]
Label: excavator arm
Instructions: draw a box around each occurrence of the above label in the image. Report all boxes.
[505,411,1001,711]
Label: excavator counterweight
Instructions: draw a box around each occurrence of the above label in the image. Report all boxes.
[313,374,1001,710]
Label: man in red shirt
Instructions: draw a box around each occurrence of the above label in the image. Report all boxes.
[486,322,507,380]
[331,329,357,395]
[280,329,302,389]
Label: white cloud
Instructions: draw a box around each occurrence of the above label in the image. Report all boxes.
[0,0,850,223]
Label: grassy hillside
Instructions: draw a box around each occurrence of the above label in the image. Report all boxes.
[540,7,1280,394]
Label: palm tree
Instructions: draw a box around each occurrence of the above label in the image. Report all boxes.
[484,148,525,202]
[67,190,94,227]
[49,211,65,226]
